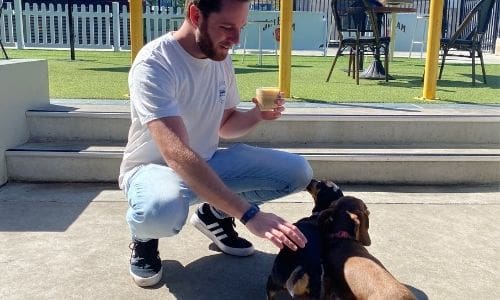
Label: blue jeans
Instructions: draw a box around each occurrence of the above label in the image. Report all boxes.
[124,143,313,240]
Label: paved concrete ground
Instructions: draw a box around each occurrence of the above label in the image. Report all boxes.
[0,182,499,299]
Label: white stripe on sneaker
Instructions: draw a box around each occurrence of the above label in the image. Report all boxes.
[211,228,224,235]
[206,222,219,229]
[189,211,255,257]
[217,234,228,240]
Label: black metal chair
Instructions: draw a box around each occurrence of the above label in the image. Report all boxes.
[0,0,9,59]
[326,0,390,84]
[438,0,495,85]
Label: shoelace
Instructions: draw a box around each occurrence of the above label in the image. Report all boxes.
[218,217,238,239]
[129,242,141,264]
[129,242,158,265]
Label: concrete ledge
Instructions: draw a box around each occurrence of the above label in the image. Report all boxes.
[26,111,500,144]
[6,142,500,184]
[0,59,49,185]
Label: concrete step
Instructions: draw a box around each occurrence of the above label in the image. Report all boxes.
[26,103,500,144]
[6,142,500,184]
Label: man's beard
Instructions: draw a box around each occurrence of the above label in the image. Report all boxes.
[197,21,227,61]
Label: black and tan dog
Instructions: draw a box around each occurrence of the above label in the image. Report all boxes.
[266,179,344,300]
[318,196,416,300]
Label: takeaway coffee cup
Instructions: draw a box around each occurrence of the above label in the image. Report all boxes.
[255,87,280,111]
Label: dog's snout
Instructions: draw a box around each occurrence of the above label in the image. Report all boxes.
[306,179,320,192]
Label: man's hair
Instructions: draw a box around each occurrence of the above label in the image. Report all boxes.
[185,0,250,18]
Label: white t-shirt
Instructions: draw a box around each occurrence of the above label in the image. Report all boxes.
[118,32,240,189]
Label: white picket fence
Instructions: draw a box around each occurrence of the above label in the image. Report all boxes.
[0,0,184,50]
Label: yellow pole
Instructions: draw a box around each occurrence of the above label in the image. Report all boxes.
[278,0,293,98]
[129,0,144,62]
[419,0,444,100]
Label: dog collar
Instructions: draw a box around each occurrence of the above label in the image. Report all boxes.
[333,230,353,239]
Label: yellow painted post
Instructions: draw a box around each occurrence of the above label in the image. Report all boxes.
[129,0,144,62]
[419,0,444,100]
[278,0,293,98]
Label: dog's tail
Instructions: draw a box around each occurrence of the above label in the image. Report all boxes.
[285,266,310,298]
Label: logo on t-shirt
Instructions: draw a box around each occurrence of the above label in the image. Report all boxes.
[218,81,227,104]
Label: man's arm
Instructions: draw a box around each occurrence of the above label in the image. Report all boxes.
[148,116,306,250]
[148,116,248,217]
[219,97,285,139]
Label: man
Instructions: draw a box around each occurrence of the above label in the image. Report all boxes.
[119,0,313,287]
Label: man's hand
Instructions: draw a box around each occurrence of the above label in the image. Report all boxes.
[244,211,307,251]
[252,92,285,121]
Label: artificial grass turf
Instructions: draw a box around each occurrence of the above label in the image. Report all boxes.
[6,49,499,104]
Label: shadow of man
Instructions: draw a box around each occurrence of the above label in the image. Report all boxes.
[160,250,276,300]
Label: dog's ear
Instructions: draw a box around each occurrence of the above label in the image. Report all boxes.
[346,210,360,239]
[347,210,371,246]
[318,208,336,233]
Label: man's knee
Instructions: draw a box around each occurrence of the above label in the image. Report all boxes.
[128,195,189,238]
[126,164,192,238]
[289,155,313,192]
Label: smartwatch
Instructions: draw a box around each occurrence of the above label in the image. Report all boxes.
[240,204,260,225]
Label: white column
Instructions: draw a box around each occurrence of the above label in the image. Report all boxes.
[112,2,121,51]
[13,0,24,49]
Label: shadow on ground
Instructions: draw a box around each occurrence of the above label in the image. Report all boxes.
[150,248,428,300]
[159,250,275,299]
[83,66,130,73]
[0,183,111,231]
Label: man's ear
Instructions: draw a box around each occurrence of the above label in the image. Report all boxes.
[188,3,201,27]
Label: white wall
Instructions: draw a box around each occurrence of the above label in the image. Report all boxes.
[0,59,49,185]
[242,11,328,52]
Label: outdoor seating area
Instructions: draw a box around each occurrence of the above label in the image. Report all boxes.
[325,0,498,86]
[326,0,391,85]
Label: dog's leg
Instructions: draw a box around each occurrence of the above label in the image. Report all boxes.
[321,275,334,300]
[285,266,310,298]
[266,275,281,300]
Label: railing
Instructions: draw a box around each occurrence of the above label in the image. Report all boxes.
[1,0,498,52]
[0,0,183,50]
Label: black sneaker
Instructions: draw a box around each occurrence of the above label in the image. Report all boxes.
[129,239,163,287]
[190,203,255,256]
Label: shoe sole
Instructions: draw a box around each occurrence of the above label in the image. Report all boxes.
[190,213,255,257]
[130,266,163,287]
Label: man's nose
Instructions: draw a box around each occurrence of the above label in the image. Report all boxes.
[230,29,241,45]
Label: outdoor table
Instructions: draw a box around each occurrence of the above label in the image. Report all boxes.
[360,5,416,80]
